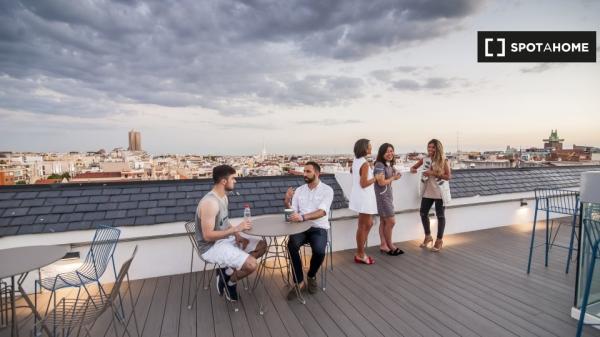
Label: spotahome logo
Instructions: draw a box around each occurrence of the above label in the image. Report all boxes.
[478,31,596,62]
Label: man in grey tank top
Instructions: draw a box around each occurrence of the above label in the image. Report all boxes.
[197,165,266,301]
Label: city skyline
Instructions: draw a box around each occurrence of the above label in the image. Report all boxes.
[0,0,599,155]
[0,128,597,156]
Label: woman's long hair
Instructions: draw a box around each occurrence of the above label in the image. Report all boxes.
[376,143,395,167]
[428,139,446,176]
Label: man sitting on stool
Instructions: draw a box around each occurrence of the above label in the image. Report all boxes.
[285,161,334,300]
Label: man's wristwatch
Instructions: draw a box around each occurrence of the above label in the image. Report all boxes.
[301,214,305,222]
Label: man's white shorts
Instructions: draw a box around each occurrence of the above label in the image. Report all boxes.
[201,234,261,271]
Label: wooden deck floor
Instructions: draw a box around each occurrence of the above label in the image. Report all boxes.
[3,223,599,337]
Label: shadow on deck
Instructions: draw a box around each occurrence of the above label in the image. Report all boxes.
[3,223,599,337]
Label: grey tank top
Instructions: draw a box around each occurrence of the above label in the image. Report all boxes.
[195,191,231,254]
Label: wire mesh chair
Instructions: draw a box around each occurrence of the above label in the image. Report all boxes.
[300,211,334,291]
[575,217,600,337]
[37,246,141,337]
[35,225,121,336]
[183,221,242,312]
[185,221,215,309]
[526,188,580,274]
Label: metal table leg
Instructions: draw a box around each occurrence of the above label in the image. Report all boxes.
[252,235,306,315]
[10,276,17,337]
[15,273,53,337]
[0,280,7,330]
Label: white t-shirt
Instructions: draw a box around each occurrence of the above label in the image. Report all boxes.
[291,181,334,229]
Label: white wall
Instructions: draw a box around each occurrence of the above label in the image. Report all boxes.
[327,197,540,252]
[335,171,578,210]
[331,171,573,249]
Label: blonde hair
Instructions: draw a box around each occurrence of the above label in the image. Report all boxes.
[428,139,446,176]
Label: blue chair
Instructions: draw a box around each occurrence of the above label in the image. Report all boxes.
[526,188,580,274]
[35,225,121,336]
[326,210,334,272]
[575,217,600,336]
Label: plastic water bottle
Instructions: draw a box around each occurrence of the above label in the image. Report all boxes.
[243,204,251,221]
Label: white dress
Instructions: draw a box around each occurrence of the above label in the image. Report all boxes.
[349,157,378,215]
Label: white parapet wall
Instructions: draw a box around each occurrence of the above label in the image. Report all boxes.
[330,172,574,251]
[1,173,575,292]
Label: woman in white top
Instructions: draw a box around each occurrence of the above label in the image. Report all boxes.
[349,138,378,264]
[410,139,452,252]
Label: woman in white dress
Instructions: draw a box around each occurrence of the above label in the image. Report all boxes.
[349,138,378,264]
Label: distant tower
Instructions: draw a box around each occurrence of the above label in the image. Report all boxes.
[543,129,564,151]
[128,129,142,151]
[128,130,135,151]
[135,131,142,151]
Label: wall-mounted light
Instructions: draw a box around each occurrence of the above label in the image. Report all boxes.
[40,251,83,283]
[520,199,528,207]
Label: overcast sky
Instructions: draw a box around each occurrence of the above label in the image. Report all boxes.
[0,0,598,155]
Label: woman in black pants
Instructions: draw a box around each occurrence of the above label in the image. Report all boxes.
[410,139,452,252]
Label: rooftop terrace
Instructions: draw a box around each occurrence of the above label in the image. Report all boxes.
[1,165,600,337]
[1,223,598,337]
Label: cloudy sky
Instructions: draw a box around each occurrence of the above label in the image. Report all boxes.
[0,0,598,155]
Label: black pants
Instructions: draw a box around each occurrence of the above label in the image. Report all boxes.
[287,227,327,284]
[419,198,446,239]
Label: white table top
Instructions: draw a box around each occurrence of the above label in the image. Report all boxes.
[245,214,312,237]
[0,245,69,279]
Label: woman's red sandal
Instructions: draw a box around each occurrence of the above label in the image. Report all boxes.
[354,255,375,265]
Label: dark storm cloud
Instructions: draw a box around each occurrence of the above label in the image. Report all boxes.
[228,0,481,60]
[0,0,481,117]
[267,75,365,106]
[0,75,121,117]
